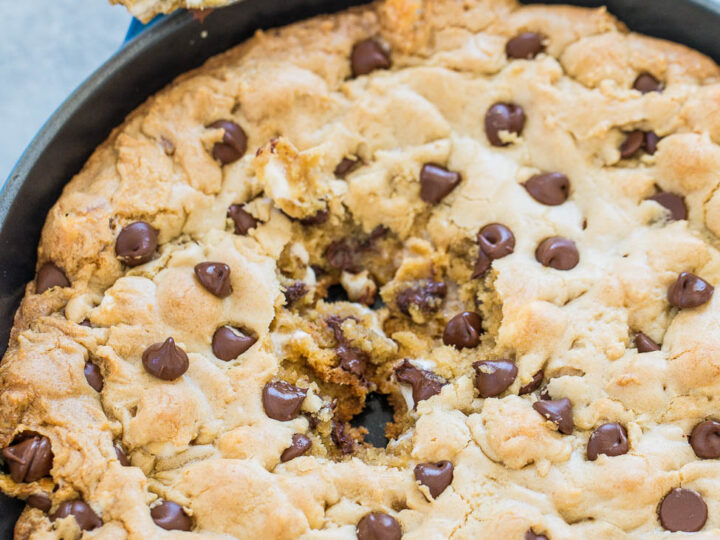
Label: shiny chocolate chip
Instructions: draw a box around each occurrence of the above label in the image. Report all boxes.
[443,311,483,349]
[689,420,720,459]
[284,282,309,306]
[396,280,447,315]
[2,435,53,483]
[525,530,549,540]
[414,461,454,498]
[115,445,130,466]
[506,32,544,59]
[262,381,307,421]
[485,102,526,146]
[659,488,707,532]
[300,209,330,226]
[635,332,660,353]
[151,501,192,531]
[208,119,247,164]
[280,433,312,462]
[477,223,515,259]
[227,204,258,235]
[395,359,445,407]
[331,421,355,454]
[633,72,662,93]
[335,156,361,177]
[519,370,544,395]
[52,500,102,531]
[337,345,368,377]
[533,398,574,434]
[26,493,51,513]
[419,163,462,204]
[194,262,232,298]
[535,237,579,270]
[472,250,492,279]
[357,512,402,540]
[351,38,391,77]
[647,192,687,221]
[587,423,629,460]
[115,222,158,267]
[667,272,714,308]
[84,362,104,392]
[473,360,518,398]
[141,338,189,381]
[36,263,70,294]
[644,131,660,155]
[212,326,256,361]
[524,172,570,206]
[620,130,645,158]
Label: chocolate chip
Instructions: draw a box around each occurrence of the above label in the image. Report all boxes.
[659,488,707,532]
[620,130,660,158]
[473,249,492,279]
[525,530,549,540]
[1,435,53,483]
[533,398,574,434]
[414,461,454,498]
[194,262,232,298]
[159,136,175,155]
[335,156,361,178]
[115,222,158,267]
[644,131,660,155]
[26,493,51,513]
[115,445,130,466]
[419,163,462,204]
[633,73,662,93]
[331,420,355,454]
[535,237,579,270]
[51,500,102,531]
[689,420,720,459]
[284,282,309,306]
[227,204,258,235]
[208,120,247,164]
[299,209,330,226]
[519,370,544,395]
[337,345,368,377]
[35,263,70,293]
[141,338,189,380]
[506,32,544,59]
[325,240,358,272]
[280,433,312,462]
[443,311,483,349]
[396,280,447,315]
[485,102,526,147]
[473,360,518,398]
[668,272,714,308]
[84,362,103,392]
[351,38,391,77]
[212,326,256,361]
[647,192,687,221]
[477,223,515,259]
[395,359,445,407]
[151,501,192,531]
[523,172,570,206]
[357,512,402,540]
[587,423,629,460]
[635,332,660,353]
[262,381,307,421]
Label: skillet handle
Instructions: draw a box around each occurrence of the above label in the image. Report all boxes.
[124,15,164,43]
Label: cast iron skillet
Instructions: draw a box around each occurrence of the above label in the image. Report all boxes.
[2,0,720,536]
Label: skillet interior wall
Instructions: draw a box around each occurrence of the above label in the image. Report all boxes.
[2,0,720,536]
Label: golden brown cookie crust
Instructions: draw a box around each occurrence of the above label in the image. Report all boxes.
[4,0,720,538]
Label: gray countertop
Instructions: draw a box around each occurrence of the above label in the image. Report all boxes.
[0,0,131,182]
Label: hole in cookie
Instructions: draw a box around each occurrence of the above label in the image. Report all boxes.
[325,283,350,303]
[350,392,394,448]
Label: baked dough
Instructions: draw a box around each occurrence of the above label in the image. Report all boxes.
[4,0,720,538]
[111,0,234,23]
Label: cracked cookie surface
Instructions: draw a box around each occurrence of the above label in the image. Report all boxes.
[5,0,720,538]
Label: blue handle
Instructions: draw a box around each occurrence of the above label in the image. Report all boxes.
[124,15,164,43]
